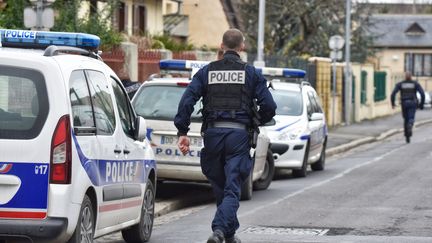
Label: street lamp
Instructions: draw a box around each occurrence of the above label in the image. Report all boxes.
[329,35,345,126]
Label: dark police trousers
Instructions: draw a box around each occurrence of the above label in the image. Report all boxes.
[200,127,252,238]
[401,99,417,137]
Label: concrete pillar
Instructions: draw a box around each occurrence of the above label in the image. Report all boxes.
[121,42,138,81]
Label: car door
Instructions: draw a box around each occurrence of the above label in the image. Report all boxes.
[110,76,147,223]
[82,70,126,229]
[306,90,325,158]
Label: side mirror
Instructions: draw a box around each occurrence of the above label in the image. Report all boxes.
[262,118,276,126]
[135,116,147,141]
[309,113,324,121]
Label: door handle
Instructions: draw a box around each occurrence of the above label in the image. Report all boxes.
[114,149,122,154]
[123,149,130,154]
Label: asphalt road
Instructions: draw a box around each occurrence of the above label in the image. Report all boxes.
[97,123,432,243]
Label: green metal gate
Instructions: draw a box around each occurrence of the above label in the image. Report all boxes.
[374,71,387,102]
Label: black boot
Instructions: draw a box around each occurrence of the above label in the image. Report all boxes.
[225,235,242,243]
[207,229,224,243]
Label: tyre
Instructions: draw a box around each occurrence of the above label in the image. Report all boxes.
[240,169,253,201]
[68,195,95,243]
[311,139,326,171]
[292,141,309,178]
[122,180,155,243]
[253,150,275,190]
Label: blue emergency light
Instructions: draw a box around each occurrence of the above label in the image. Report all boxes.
[0,29,100,51]
[159,59,306,78]
[257,67,306,78]
[159,59,208,70]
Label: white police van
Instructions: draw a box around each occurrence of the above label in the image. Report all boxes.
[0,30,156,243]
[132,59,275,201]
[262,68,328,177]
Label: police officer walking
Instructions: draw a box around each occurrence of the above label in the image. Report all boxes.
[391,71,425,143]
[174,29,276,243]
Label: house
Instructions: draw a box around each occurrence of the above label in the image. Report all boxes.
[163,0,243,48]
[113,0,164,36]
[369,14,432,91]
[77,0,164,36]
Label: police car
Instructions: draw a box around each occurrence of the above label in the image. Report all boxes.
[263,69,328,177]
[0,30,156,243]
[132,59,275,200]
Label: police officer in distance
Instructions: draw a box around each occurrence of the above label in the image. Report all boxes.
[174,29,276,243]
[391,71,425,143]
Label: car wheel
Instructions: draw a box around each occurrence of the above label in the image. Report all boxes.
[240,168,253,201]
[311,138,326,171]
[292,141,309,178]
[68,195,94,243]
[122,180,155,243]
[253,150,275,190]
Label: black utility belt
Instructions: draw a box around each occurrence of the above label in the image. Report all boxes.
[207,121,247,130]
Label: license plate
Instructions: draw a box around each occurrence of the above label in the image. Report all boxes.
[160,135,203,147]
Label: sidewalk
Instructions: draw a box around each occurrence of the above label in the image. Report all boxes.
[154,110,432,217]
[327,109,432,156]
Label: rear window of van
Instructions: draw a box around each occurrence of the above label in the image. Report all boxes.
[0,65,48,139]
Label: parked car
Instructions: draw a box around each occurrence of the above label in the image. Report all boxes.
[0,30,156,243]
[132,60,275,200]
[417,91,432,109]
[265,78,328,178]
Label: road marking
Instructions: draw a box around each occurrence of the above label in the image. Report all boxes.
[242,226,329,236]
[239,144,403,218]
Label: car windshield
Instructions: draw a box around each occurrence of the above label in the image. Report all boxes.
[270,89,303,116]
[133,85,203,121]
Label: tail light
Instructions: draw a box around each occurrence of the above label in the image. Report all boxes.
[50,115,72,184]
[176,82,189,87]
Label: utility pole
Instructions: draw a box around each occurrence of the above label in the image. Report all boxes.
[329,35,344,127]
[344,0,352,125]
[36,0,43,30]
[254,0,265,67]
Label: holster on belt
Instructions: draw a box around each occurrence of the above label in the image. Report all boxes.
[249,100,261,148]
[201,121,208,137]
[248,126,259,148]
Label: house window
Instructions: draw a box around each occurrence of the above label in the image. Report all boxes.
[424,55,432,76]
[404,53,432,77]
[133,5,147,35]
[116,2,126,32]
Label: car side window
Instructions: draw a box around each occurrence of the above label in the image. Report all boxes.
[308,91,322,113]
[85,70,116,135]
[312,92,323,113]
[69,70,96,130]
[305,92,313,116]
[111,76,135,138]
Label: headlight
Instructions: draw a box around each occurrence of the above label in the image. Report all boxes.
[278,127,305,141]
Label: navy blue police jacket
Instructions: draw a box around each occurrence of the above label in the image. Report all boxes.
[174,51,277,136]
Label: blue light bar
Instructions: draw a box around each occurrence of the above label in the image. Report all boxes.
[0,29,100,51]
[159,59,209,70]
[257,67,306,78]
[159,59,306,78]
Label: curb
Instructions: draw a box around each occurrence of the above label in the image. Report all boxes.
[327,118,432,157]
[155,189,214,217]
